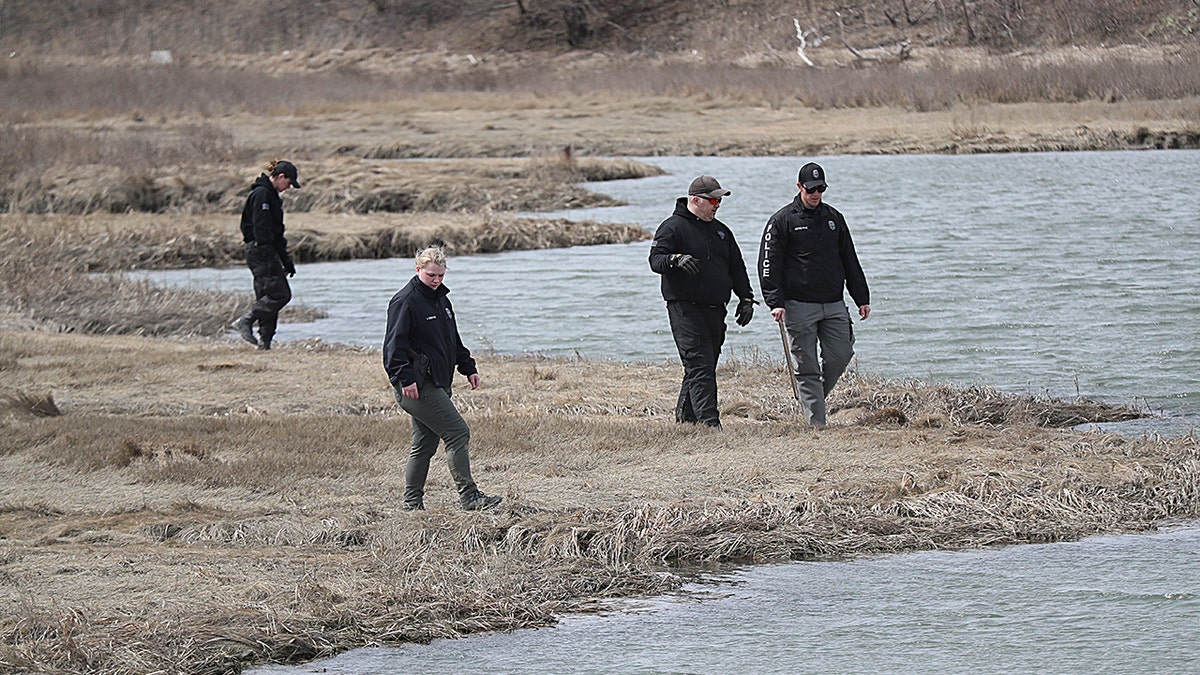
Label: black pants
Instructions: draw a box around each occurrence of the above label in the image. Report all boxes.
[666,300,727,427]
[246,244,291,342]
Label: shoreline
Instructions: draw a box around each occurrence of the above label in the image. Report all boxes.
[1,330,1196,673]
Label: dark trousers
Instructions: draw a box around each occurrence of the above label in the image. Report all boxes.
[667,300,727,427]
[246,244,291,342]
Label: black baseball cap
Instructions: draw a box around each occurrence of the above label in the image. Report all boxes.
[798,162,826,190]
[275,160,301,189]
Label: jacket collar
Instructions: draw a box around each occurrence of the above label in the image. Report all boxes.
[253,173,279,196]
[410,275,449,300]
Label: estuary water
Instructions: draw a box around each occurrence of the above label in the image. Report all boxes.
[149,150,1200,435]
[250,524,1200,674]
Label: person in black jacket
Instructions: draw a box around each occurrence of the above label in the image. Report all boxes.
[649,175,756,429]
[758,162,871,427]
[383,246,501,512]
[232,159,300,351]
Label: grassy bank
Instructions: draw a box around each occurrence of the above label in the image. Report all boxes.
[0,154,653,338]
[0,329,1195,673]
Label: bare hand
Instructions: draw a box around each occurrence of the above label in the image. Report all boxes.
[468,373,481,390]
[859,305,871,320]
[772,307,786,322]
[401,382,419,399]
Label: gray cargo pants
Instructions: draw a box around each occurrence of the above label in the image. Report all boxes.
[393,383,479,507]
[783,300,855,426]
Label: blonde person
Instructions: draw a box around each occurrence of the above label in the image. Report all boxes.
[382,247,502,512]
[232,159,300,350]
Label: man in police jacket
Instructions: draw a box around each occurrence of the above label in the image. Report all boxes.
[649,175,756,429]
[759,162,871,427]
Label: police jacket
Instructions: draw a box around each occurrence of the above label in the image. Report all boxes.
[383,275,477,389]
[239,174,295,274]
[649,198,754,307]
[758,196,869,309]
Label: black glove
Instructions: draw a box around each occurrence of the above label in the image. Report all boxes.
[282,255,297,278]
[671,253,700,275]
[735,298,756,326]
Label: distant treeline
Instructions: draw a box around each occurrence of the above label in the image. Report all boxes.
[0,0,1195,56]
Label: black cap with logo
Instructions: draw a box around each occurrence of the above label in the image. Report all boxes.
[798,162,826,190]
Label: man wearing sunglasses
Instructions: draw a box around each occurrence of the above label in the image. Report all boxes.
[649,175,757,429]
[758,162,871,428]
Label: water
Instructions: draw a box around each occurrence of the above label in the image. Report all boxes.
[249,524,1200,675]
[147,150,1200,434]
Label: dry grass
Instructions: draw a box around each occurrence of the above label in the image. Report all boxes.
[0,329,1195,673]
[0,210,649,272]
[0,154,653,339]
[0,146,663,215]
[0,217,328,338]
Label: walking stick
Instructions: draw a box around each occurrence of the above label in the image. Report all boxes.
[778,317,800,400]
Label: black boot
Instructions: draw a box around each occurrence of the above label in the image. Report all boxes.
[232,315,257,346]
[257,338,272,351]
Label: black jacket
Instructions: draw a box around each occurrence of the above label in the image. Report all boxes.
[240,174,295,275]
[649,198,754,306]
[758,196,869,309]
[383,276,477,389]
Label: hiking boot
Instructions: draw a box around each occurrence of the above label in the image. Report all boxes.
[401,500,424,511]
[461,491,502,511]
[232,316,257,346]
[257,339,272,351]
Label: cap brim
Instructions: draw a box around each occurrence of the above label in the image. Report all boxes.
[801,181,826,190]
[696,188,730,198]
[290,179,301,189]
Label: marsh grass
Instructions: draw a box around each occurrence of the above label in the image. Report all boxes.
[0,141,663,216]
[4,51,1200,121]
[0,153,653,338]
[0,217,328,337]
[0,329,1195,673]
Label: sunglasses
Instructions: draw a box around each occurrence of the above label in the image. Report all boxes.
[695,196,722,205]
[803,184,827,193]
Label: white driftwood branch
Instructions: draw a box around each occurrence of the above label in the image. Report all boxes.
[792,17,816,67]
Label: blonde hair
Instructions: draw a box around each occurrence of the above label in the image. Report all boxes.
[415,246,447,269]
[265,159,282,174]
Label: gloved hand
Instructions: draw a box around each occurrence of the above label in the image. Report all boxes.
[282,256,297,278]
[735,298,756,326]
[671,253,700,275]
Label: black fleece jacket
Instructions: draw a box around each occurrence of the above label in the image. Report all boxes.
[758,196,869,309]
[382,276,477,389]
[648,197,754,307]
[239,174,295,274]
